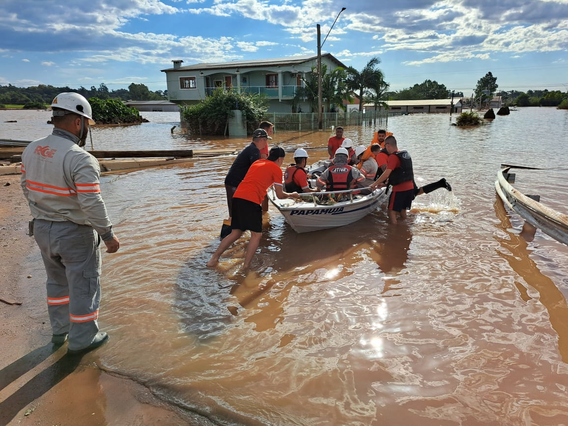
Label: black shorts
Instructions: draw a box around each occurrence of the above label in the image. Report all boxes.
[389,189,415,212]
[231,198,262,233]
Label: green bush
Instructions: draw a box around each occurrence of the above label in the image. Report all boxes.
[89,97,145,124]
[23,101,47,109]
[456,111,482,126]
[558,99,568,110]
[181,88,268,136]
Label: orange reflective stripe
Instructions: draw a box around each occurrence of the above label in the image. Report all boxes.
[47,296,70,305]
[76,183,100,193]
[70,310,99,323]
[26,179,76,196]
[21,164,26,173]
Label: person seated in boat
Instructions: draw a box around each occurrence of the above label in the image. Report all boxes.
[341,138,357,165]
[356,130,393,169]
[207,147,301,270]
[355,145,379,187]
[284,148,318,193]
[370,129,393,148]
[316,148,365,200]
[327,126,345,159]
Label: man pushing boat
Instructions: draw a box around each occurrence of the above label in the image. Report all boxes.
[207,147,300,269]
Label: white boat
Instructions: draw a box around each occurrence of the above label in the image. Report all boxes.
[268,186,387,233]
[495,167,568,245]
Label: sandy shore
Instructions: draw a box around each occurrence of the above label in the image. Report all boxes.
[0,174,213,426]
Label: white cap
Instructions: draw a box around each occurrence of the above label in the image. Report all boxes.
[293,148,309,158]
[342,138,353,148]
[355,146,366,157]
[335,147,349,156]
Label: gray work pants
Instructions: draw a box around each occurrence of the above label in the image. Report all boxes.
[33,219,102,351]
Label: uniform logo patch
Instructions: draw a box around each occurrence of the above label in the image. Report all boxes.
[34,145,57,158]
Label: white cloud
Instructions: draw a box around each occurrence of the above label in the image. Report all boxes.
[42,61,56,66]
[22,58,30,62]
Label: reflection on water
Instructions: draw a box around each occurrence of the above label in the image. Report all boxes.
[3,108,568,424]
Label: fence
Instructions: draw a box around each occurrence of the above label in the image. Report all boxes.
[262,110,398,132]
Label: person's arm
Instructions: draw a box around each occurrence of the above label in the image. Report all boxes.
[370,168,392,189]
[327,144,333,158]
[273,183,300,200]
[71,153,120,252]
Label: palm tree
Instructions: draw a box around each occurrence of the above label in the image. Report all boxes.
[294,64,351,113]
[365,79,390,111]
[346,57,386,111]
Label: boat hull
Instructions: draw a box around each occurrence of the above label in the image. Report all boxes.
[495,168,568,245]
[268,188,387,233]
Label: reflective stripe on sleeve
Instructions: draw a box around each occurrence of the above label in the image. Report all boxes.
[70,310,99,323]
[47,296,70,305]
[76,183,101,193]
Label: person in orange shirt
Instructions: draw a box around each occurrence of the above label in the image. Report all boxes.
[327,126,345,158]
[207,147,300,269]
[370,129,392,148]
[357,129,393,169]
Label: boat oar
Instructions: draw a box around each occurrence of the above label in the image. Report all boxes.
[501,163,568,171]
[500,163,542,170]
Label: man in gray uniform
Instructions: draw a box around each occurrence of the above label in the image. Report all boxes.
[21,92,120,355]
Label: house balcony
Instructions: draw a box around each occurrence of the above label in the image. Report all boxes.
[205,85,299,99]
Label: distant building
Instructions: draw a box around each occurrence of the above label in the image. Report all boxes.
[161,54,347,113]
[125,100,180,112]
[460,96,502,110]
[363,99,463,114]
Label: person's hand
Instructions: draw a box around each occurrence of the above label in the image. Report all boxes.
[104,235,120,253]
[290,192,301,200]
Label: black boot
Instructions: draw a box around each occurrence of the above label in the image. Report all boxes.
[422,178,452,194]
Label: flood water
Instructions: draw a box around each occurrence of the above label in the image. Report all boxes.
[3,107,568,425]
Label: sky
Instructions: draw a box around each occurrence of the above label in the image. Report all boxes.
[1,0,567,95]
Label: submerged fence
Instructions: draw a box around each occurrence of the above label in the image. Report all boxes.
[179,109,402,135]
[262,110,399,132]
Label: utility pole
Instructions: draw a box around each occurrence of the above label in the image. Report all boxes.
[317,24,322,130]
[317,7,346,131]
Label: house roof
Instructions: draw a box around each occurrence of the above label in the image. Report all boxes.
[161,53,347,73]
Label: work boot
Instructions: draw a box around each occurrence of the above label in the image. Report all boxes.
[51,332,68,345]
[67,332,109,356]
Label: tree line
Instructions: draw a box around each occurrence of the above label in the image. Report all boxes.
[0,83,166,108]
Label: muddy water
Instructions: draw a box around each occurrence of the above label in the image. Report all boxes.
[3,108,568,425]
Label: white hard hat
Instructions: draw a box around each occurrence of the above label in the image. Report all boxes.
[294,148,309,158]
[51,92,95,124]
[335,147,349,156]
[355,146,366,157]
[342,138,353,148]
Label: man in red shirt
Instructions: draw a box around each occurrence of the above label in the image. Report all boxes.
[327,126,345,158]
[370,136,416,224]
[258,121,273,159]
[207,147,300,269]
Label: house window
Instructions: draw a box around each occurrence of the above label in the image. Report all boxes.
[266,74,278,88]
[180,77,196,89]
